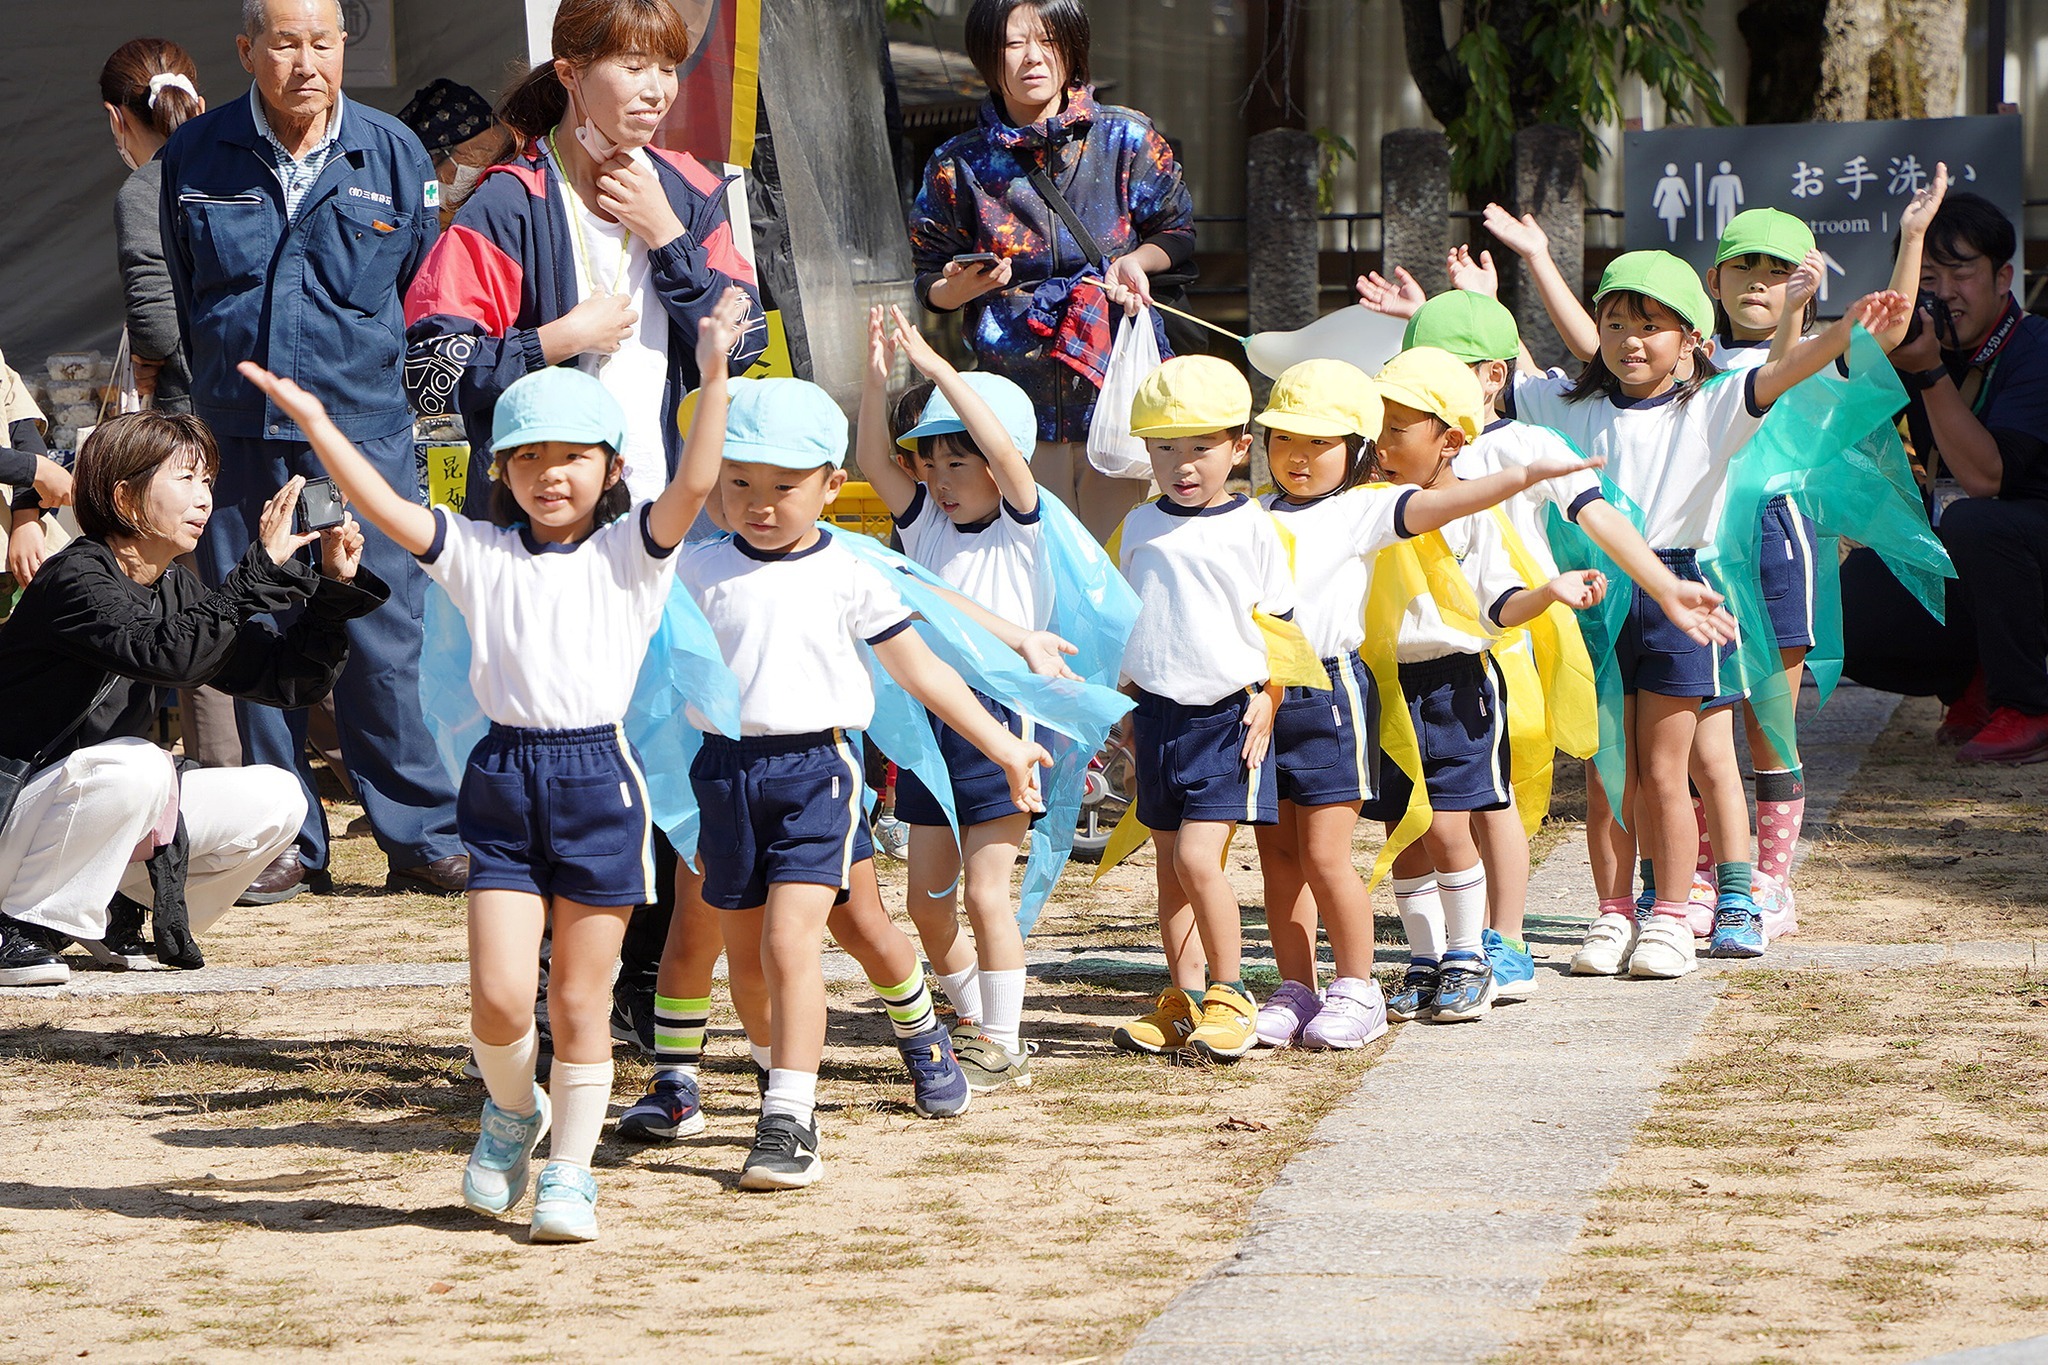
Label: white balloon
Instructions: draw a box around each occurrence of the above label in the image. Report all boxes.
[1244,306,1411,380]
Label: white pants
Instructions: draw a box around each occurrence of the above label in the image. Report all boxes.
[0,739,304,941]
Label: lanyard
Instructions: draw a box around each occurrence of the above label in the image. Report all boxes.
[546,128,632,299]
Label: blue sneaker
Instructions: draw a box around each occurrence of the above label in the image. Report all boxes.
[1483,928,1538,1001]
[461,1088,551,1216]
[616,1069,705,1142]
[1707,894,1766,958]
[528,1161,599,1243]
[1431,950,1497,1022]
[896,1022,971,1118]
[1386,960,1440,1022]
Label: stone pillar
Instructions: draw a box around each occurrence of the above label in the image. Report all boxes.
[1511,124,1585,372]
[1380,129,1452,299]
[1245,128,1320,488]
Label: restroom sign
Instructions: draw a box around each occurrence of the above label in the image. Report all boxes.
[1624,114,2022,307]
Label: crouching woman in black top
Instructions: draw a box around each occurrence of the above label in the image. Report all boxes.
[0,412,386,986]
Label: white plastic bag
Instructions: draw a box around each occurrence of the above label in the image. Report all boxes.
[1086,306,1161,480]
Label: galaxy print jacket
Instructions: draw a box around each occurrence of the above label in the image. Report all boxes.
[908,87,1196,443]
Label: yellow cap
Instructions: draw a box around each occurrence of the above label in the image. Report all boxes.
[1373,347,1486,441]
[1129,355,1254,438]
[1255,359,1383,439]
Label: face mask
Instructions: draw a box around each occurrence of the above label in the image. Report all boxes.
[447,161,485,207]
[565,76,620,161]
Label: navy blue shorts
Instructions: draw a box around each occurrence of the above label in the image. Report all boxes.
[1360,652,1512,818]
[460,724,656,907]
[1134,688,1278,830]
[1272,650,1379,806]
[691,730,866,911]
[894,690,1036,828]
[1758,494,1820,651]
[1617,549,1725,699]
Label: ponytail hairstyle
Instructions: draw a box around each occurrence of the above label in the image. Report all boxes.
[99,38,202,140]
[498,0,693,142]
[1564,291,1721,406]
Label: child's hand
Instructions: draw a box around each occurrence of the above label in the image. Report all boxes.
[865,304,898,388]
[999,736,1053,814]
[256,476,321,566]
[889,304,946,377]
[1355,266,1424,319]
[1898,161,1949,241]
[1240,687,1279,769]
[1447,245,1500,299]
[1547,569,1607,611]
[1481,203,1549,261]
[1655,578,1739,647]
[695,286,753,372]
[1785,250,1825,312]
[238,361,334,434]
[1018,629,1082,681]
[1523,450,1605,486]
[319,509,364,582]
[1846,290,1912,338]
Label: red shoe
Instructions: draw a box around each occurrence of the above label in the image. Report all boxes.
[1956,707,2048,766]
[1937,672,1991,745]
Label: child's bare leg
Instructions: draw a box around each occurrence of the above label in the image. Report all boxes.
[1294,802,1374,981]
[1690,705,1751,869]
[1586,760,1635,903]
[824,858,920,987]
[544,900,632,1168]
[1149,829,1206,993]
[645,866,727,1077]
[759,883,838,1077]
[904,824,974,979]
[1472,802,1530,940]
[467,889,548,1113]
[1254,804,1319,986]
[1634,694,1705,907]
[1167,820,1242,983]
[957,814,1029,1058]
[722,905,772,1054]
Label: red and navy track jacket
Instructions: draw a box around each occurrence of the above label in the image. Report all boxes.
[403,140,765,508]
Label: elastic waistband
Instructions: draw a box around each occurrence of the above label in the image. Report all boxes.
[1654,547,1699,565]
[700,728,850,757]
[482,722,623,750]
[1133,686,1251,720]
[1397,651,1486,687]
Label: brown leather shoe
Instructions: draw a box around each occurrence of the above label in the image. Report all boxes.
[386,854,470,894]
[237,849,306,906]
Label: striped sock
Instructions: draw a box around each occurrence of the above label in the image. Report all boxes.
[653,994,710,1075]
[1437,863,1488,957]
[870,968,938,1040]
[1391,873,1447,961]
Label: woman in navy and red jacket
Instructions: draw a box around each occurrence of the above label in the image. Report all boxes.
[403,0,765,515]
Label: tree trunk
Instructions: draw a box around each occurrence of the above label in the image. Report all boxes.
[1814,0,1887,121]
[1813,0,1967,122]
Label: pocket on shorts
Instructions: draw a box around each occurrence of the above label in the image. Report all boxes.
[1758,524,1801,602]
[1172,709,1246,785]
[1416,679,1493,763]
[456,769,530,851]
[545,775,639,859]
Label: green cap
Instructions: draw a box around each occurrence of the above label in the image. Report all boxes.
[1594,250,1715,338]
[1713,208,1816,268]
[1402,290,1520,363]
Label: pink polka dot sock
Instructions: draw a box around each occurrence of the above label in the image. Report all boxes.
[1691,795,1713,875]
[1754,768,1805,882]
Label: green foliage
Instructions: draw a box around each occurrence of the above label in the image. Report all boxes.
[885,0,938,24]
[1311,127,1357,213]
[1444,0,1732,192]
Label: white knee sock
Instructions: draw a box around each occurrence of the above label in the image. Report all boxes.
[1391,874,1446,962]
[979,967,1027,1058]
[936,963,984,1023]
[763,1068,818,1126]
[470,1029,538,1116]
[1438,863,1489,957]
[547,1059,614,1169]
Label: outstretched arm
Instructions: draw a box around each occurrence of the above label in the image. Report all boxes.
[1878,161,1948,352]
[1576,500,1737,646]
[1483,204,1598,363]
[1496,569,1607,629]
[919,579,1080,681]
[856,305,919,518]
[892,305,1037,515]
[237,362,436,556]
[1752,291,1911,410]
[648,287,752,549]
[1400,450,1608,536]
[873,628,1052,812]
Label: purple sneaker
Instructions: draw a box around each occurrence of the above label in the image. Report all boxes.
[1300,976,1389,1050]
[1253,979,1322,1048]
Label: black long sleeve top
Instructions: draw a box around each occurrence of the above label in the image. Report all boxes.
[0,536,387,766]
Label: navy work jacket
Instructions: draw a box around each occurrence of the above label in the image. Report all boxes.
[161,93,438,443]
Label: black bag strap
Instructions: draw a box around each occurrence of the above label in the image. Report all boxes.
[1027,162,1107,271]
[31,675,122,770]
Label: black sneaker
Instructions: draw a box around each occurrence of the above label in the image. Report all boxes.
[0,914,70,987]
[80,895,154,972]
[609,982,656,1057]
[738,1112,822,1191]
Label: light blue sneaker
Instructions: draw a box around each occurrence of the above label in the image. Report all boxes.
[461,1088,551,1216]
[1483,928,1538,1001]
[528,1161,600,1243]
[1430,950,1497,1023]
[1706,894,1766,959]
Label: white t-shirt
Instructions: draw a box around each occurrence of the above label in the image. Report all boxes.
[1116,495,1297,705]
[895,485,1046,629]
[1509,368,1765,550]
[1452,419,1605,578]
[1397,503,1528,662]
[552,145,671,506]
[1260,485,1413,659]
[675,531,914,735]
[417,503,679,729]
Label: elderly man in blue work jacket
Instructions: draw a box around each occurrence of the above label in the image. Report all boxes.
[162,0,463,902]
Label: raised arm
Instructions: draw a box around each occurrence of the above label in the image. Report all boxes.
[1768,252,1825,365]
[855,306,918,518]
[1751,291,1911,411]
[1400,449,1608,536]
[1354,266,1426,320]
[891,306,1037,515]
[1483,204,1599,363]
[237,361,437,556]
[873,628,1052,811]
[1878,162,1948,351]
[648,287,752,549]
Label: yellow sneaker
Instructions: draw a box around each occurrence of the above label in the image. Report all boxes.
[1112,987,1198,1055]
[1188,984,1257,1062]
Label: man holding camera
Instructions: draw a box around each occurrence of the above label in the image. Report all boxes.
[1845,191,2048,765]
[162,0,462,897]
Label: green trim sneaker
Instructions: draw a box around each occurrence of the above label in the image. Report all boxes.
[954,1033,1033,1092]
[461,1087,551,1216]
[528,1161,599,1243]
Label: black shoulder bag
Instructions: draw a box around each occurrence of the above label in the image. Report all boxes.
[0,676,122,837]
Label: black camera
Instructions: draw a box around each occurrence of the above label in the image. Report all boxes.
[1907,290,1957,350]
[294,476,346,533]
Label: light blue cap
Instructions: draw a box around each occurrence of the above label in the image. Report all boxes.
[491,366,628,454]
[723,377,848,470]
[895,371,1037,463]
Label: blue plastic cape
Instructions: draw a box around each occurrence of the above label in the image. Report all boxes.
[828,515,1136,933]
